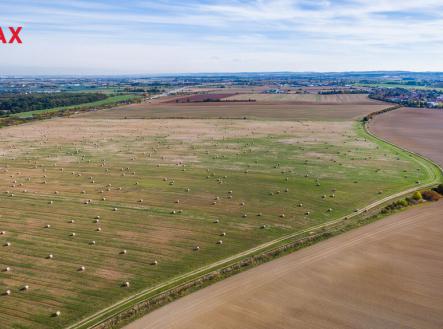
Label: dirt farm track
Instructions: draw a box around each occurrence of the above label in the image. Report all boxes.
[125,108,443,329]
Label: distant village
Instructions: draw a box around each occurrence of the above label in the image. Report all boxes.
[369,88,443,108]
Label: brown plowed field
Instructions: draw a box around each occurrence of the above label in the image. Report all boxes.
[164,93,237,103]
[225,93,375,104]
[368,108,443,166]
[124,107,443,329]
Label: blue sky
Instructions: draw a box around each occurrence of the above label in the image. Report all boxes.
[1,0,442,74]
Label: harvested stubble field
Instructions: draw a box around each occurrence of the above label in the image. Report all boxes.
[87,95,388,121]
[0,98,435,328]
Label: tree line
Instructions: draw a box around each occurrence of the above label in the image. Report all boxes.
[0,92,107,115]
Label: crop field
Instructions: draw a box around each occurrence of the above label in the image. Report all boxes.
[0,105,435,329]
[12,94,139,119]
[224,93,374,104]
[87,95,388,121]
[355,83,443,92]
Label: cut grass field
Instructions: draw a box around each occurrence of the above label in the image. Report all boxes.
[355,83,443,91]
[12,94,139,119]
[0,96,439,328]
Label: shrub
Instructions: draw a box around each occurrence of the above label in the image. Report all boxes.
[434,184,443,194]
[412,191,422,200]
[397,199,409,207]
[422,190,441,202]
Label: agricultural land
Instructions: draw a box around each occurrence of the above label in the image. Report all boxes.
[0,93,439,328]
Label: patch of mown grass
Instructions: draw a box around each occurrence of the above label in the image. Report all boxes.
[0,119,438,329]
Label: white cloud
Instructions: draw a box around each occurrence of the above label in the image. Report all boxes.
[0,0,442,74]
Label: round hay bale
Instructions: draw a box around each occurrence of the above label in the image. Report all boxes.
[0,231,5,235]
[47,254,53,259]
[123,281,130,287]
[4,242,11,247]
[113,207,118,212]
[90,240,96,245]
[70,232,76,237]
[151,260,158,265]
[45,224,51,229]
[79,266,86,272]
[121,249,127,255]
[242,213,247,218]
[4,266,11,272]
[214,219,220,223]
[194,246,200,251]
[280,213,285,218]
[54,311,61,317]
[96,227,102,232]
[217,240,223,245]
[5,289,11,296]
[22,285,29,291]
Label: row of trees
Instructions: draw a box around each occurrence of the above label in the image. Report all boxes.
[0,92,107,115]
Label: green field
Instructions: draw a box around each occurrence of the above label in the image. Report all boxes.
[12,94,139,119]
[0,109,438,328]
[355,83,443,91]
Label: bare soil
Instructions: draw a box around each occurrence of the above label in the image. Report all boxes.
[368,108,443,166]
[164,93,237,103]
[225,93,375,104]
